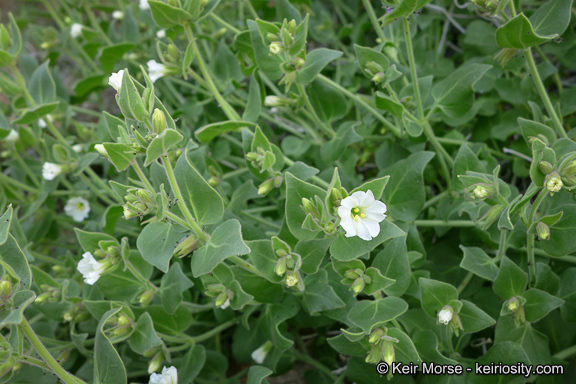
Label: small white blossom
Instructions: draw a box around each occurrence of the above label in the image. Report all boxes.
[42,162,63,180]
[4,129,19,143]
[72,144,83,153]
[546,176,563,193]
[220,298,230,309]
[269,42,282,55]
[147,60,167,83]
[251,342,272,364]
[337,190,387,241]
[112,11,124,20]
[149,366,177,384]
[70,23,83,38]
[139,0,150,10]
[77,252,105,285]
[472,185,488,199]
[438,306,453,325]
[108,70,125,91]
[156,29,166,38]
[264,96,282,107]
[39,118,47,128]
[64,197,90,222]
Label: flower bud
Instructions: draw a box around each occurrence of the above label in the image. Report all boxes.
[382,339,396,366]
[344,269,360,279]
[138,289,155,307]
[513,305,526,327]
[469,183,494,200]
[0,281,12,302]
[560,160,576,178]
[293,58,305,69]
[215,292,228,307]
[269,41,282,55]
[148,352,163,374]
[545,171,563,194]
[0,342,12,364]
[152,108,167,134]
[330,188,343,207]
[536,222,550,241]
[173,235,199,258]
[273,174,283,188]
[365,61,383,75]
[285,271,298,287]
[363,274,372,285]
[368,328,385,344]
[123,204,140,219]
[538,161,554,175]
[258,178,276,196]
[137,189,153,205]
[264,96,283,107]
[301,198,320,219]
[266,33,280,42]
[285,255,295,269]
[274,256,288,276]
[495,48,519,67]
[371,72,386,84]
[480,204,505,230]
[287,19,297,35]
[365,343,382,364]
[506,297,520,312]
[449,313,464,336]
[117,314,132,327]
[323,221,336,235]
[350,277,365,296]
[94,144,108,157]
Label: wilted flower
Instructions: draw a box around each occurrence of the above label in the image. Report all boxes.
[76,252,105,285]
[64,197,90,222]
[147,60,168,83]
[337,190,387,241]
[139,0,150,11]
[3,129,19,143]
[112,11,124,20]
[70,23,83,38]
[108,70,125,91]
[42,162,63,180]
[438,306,453,325]
[156,29,166,38]
[149,366,177,384]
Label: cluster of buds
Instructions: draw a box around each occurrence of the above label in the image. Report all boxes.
[365,328,399,377]
[344,268,372,296]
[63,302,90,323]
[437,304,464,336]
[205,283,234,309]
[35,284,61,304]
[106,311,134,338]
[364,61,386,85]
[503,296,526,327]
[257,174,283,196]
[266,19,297,56]
[123,188,155,219]
[301,196,337,235]
[246,147,276,173]
[272,237,305,291]
[470,0,499,14]
[559,155,576,190]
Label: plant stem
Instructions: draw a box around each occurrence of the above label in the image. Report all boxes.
[161,156,209,243]
[423,190,449,209]
[166,211,193,230]
[84,168,120,203]
[413,220,476,227]
[291,349,339,382]
[524,48,567,139]
[362,0,387,43]
[10,146,41,187]
[209,13,241,34]
[183,24,241,121]
[495,230,508,262]
[297,84,335,138]
[132,161,155,192]
[457,272,474,294]
[193,318,238,343]
[20,318,86,384]
[317,74,401,136]
[240,211,281,230]
[0,173,39,193]
[78,173,115,205]
[553,344,576,360]
[228,256,265,278]
[527,189,547,286]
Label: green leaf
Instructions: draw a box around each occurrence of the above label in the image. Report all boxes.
[289,14,308,56]
[419,278,459,318]
[348,297,409,333]
[530,0,573,40]
[117,69,149,122]
[382,0,434,25]
[493,256,528,300]
[137,222,186,273]
[0,234,32,289]
[262,295,300,350]
[308,79,348,123]
[74,229,118,254]
[522,288,564,323]
[179,345,206,383]
[145,129,183,166]
[518,118,556,146]
[296,48,343,86]
[285,172,326,241]
[195,121,257,144]
[246,240,283,283]
[284,161,319,181]
[160,263,194,314]
[94,308,127,384]
[302,269,345,315]
[0,290,35,326]
[276,0,301,23]
[363,267,396,295]
[294,238,332,275]
[247,366,273,384]
[247,20,283,81]
[98,43,134,73]
[375,92,404,117]
[469,342,531,384]
[494,318,550,367]
[558,268,576,322]
[229,280,254,310]
[191,220,251,277]
[529,139,556,187]
[243,76,262,123]
[102,143,135,171]
[174,149,224,225]
[145,305,192,335]
[0,205,13,245]
[12,101,59,125]
[74,74,107,97]
[382,151,435,222]
[453,145,487,192]
[372,237,411,297]
[129,312,162,354]
[459,299,496,333]
[496,13,558,50]
[460,246,499,281]
[29,61,56,105]
[432,63,492,118]
[327,333,367,357]
[354,45,390,78]
[388,327,422,364]
[413,330,459,365]
[330,220,405,261]
[148,0,193,28]
[350,176,390,200]
[541,204,576,257]
[402,111,423,137]
[320,122,362,162]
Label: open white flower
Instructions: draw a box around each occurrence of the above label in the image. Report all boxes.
[64,197,90,222]
[337,190,387,241]
[72,144,83,153]
[70,23,83,38]
[77,252,105,285]
[139,0,150,10]
[108,70,124,91]
[251,341,272,364]
[112,11,124,20]
[156,29,166,38]
[42,162,63,180]
[147,60,167,83]
[149,366,178,384]
[4,129,19,143]
[438,306,453,325]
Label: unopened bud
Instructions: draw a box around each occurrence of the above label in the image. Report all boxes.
[287,19,297,35]
[269,41,282,55]
[368,328,385,344]
[285,271,298,287]
[545,171,563,194]
[371,72,386,84]
[123,204,140,219]
[266,33,280,42]
[351,277,365,295]
[513,305,526,326]
[152,109,167,134]
[215,292,228,307]
[94,144,108,157]
[365,61,383,75]
[560,160,576,178]
[536,222,550,240]
[507,297,520,312]
[173,235,199,258]
[258,178,275,196]
[538,161,554,175]
[0,281,12,301]
[293,58,305,68]
[275,256,288,276]
[137,189,153,204]
[264,96,283,107]
[323,221,336,235]
[138,289,155,307]
[344,269,360,279]
[301,198,320,219]
[208,176,219,187]
[148,352,163,374]
[273,174,283,188]
[383,339,396,366]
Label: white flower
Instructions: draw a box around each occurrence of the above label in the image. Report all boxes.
[4,129,19,143]
[139,0,150,10]
[42,162,63,180]
[337,190,387,241]
[269,42,282,55]
[112,11,124,20]
[70,23,83,38]
[149,366,177,384]
[147,60,167,83]
[39,118,47,128]
[64,197,90,222]
[438,306,453,325]
[251,342,273,364]
[156,29,166,38]
[72,144,83,153]
[546,176,563,193]
[77,252,105,285]
[220,298,230,309]
[264,96,282,107]
[108,70,125,91]
[472,185,488,199]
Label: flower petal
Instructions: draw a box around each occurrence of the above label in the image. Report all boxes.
[356,220,373,241]
[363,219,381,238]
[337,205,351,220]
[340,195,359,208]
[357,190,375,207]
[340,216,357,237]
[366,200,387,215]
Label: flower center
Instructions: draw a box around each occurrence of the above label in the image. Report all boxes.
[76,203,84,210]
[352,207,366,221]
